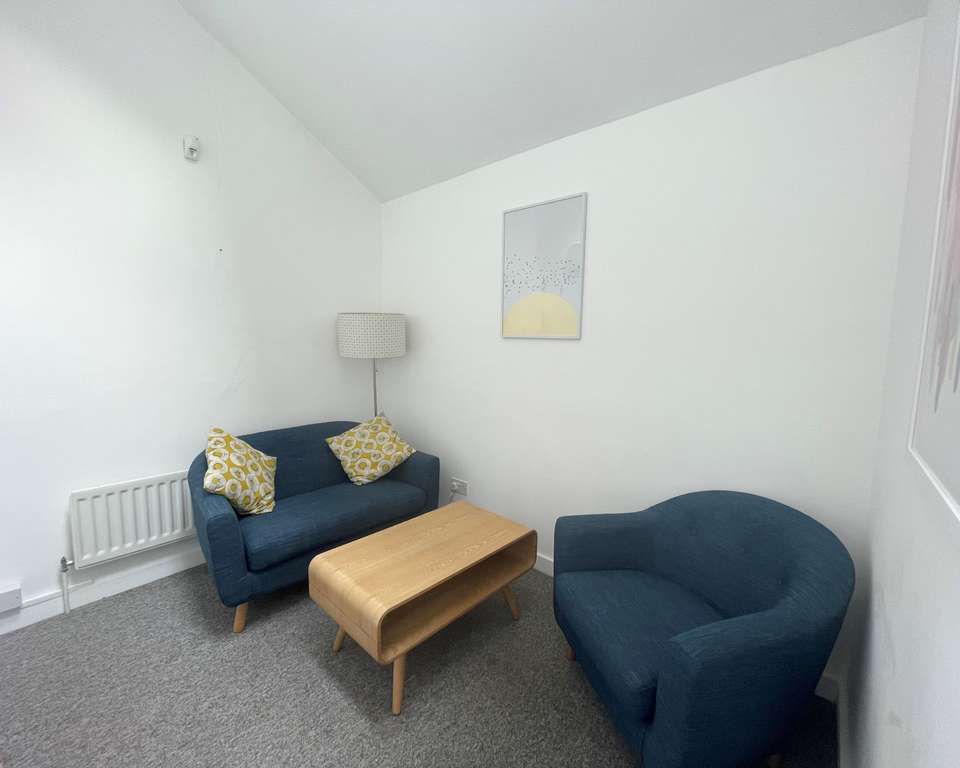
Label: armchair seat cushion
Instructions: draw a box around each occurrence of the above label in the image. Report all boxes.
[555,569,722,725]
[239,480,426,571]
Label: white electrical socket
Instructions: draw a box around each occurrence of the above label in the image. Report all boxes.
[0,584,22,614]
[450,477,469,496]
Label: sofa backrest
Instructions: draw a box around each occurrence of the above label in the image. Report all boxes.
[637,491,854,619]
[237,421,356,499]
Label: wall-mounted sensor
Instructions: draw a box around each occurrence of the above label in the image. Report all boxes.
[183,135,200,161]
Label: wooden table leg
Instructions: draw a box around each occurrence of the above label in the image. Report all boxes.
[332,626,346,654]
[501,584,520,620]
[392,654,407,715]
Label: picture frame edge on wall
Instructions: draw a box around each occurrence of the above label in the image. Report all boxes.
[907,10,960,523]
[500,191,588,341]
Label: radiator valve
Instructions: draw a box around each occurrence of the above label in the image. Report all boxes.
[59,556,74,614]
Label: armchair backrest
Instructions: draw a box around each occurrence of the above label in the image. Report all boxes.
[638,491,854,620]
[223,421,355,500]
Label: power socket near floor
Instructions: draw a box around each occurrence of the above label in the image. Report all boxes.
[450,477,469,497]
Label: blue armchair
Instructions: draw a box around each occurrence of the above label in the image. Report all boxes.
[188,421,439,632]
[553,491,854,768]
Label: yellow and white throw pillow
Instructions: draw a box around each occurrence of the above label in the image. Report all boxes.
[326,416,415,486]
[202,427,277,515]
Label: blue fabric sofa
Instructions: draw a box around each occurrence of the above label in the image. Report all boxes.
[553,491,854,768]
[187,421,439,631]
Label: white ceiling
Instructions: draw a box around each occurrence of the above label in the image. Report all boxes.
[179,0,925,201]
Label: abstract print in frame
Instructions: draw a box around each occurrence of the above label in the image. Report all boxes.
[502,193,586,339]
[910,20,960,520]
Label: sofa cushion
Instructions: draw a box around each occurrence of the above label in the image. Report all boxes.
[555,569,722,725]
[203,427,277,515]
[239,480,426,571]
[326,416,415,486]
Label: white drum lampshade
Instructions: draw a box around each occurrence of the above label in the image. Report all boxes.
[336,313,406,359]
[336,313,406,416]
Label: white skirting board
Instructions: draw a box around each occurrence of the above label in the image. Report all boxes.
[813,673,848,768]
[835,675,852,768]
[0,543,205,636]
[535,551,554,576]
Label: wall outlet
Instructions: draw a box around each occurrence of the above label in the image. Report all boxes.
[450,477,469,496]
[0,584,22,614]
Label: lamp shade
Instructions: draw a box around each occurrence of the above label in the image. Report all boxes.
[336,313,406,359]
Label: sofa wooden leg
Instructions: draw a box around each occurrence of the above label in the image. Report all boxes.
[332,626,347,653]
[766,754,783,768]
[233,603,248,634]
[565,645,576,661]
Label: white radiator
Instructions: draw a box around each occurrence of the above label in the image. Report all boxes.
[68,471,196,569]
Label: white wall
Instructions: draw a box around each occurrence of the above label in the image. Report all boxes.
[380,23,923,670]
[0,0,381,632]
[849,3,960,767]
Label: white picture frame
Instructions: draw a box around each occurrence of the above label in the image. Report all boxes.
[501,193,587,340]
[908,15,960,522]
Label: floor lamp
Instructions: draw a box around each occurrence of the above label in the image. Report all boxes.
[336,312,406,417]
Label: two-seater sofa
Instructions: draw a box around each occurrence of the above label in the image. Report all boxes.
[187,421,439,632]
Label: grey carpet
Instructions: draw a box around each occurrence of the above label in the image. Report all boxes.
[0,567,836,768]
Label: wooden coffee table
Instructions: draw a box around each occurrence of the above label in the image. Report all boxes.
[307,500,537,714]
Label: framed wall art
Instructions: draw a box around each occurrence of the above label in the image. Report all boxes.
[909,25,960,520]
[501,193,587,339]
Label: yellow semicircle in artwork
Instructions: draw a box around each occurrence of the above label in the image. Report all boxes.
[503,292,578,337]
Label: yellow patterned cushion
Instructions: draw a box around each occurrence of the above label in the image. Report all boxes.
[202,427,277,515]
[326,416,415,486]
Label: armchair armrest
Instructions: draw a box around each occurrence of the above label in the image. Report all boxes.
[187,454,251,606]
[554,511,649,575]
[385,450,440,510]
[644,608,842,768]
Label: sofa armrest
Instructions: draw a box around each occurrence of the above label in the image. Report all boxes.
[643,609,841,768]
[554,512,650,575]
[386,450,440,510]
[187,454,251,606]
